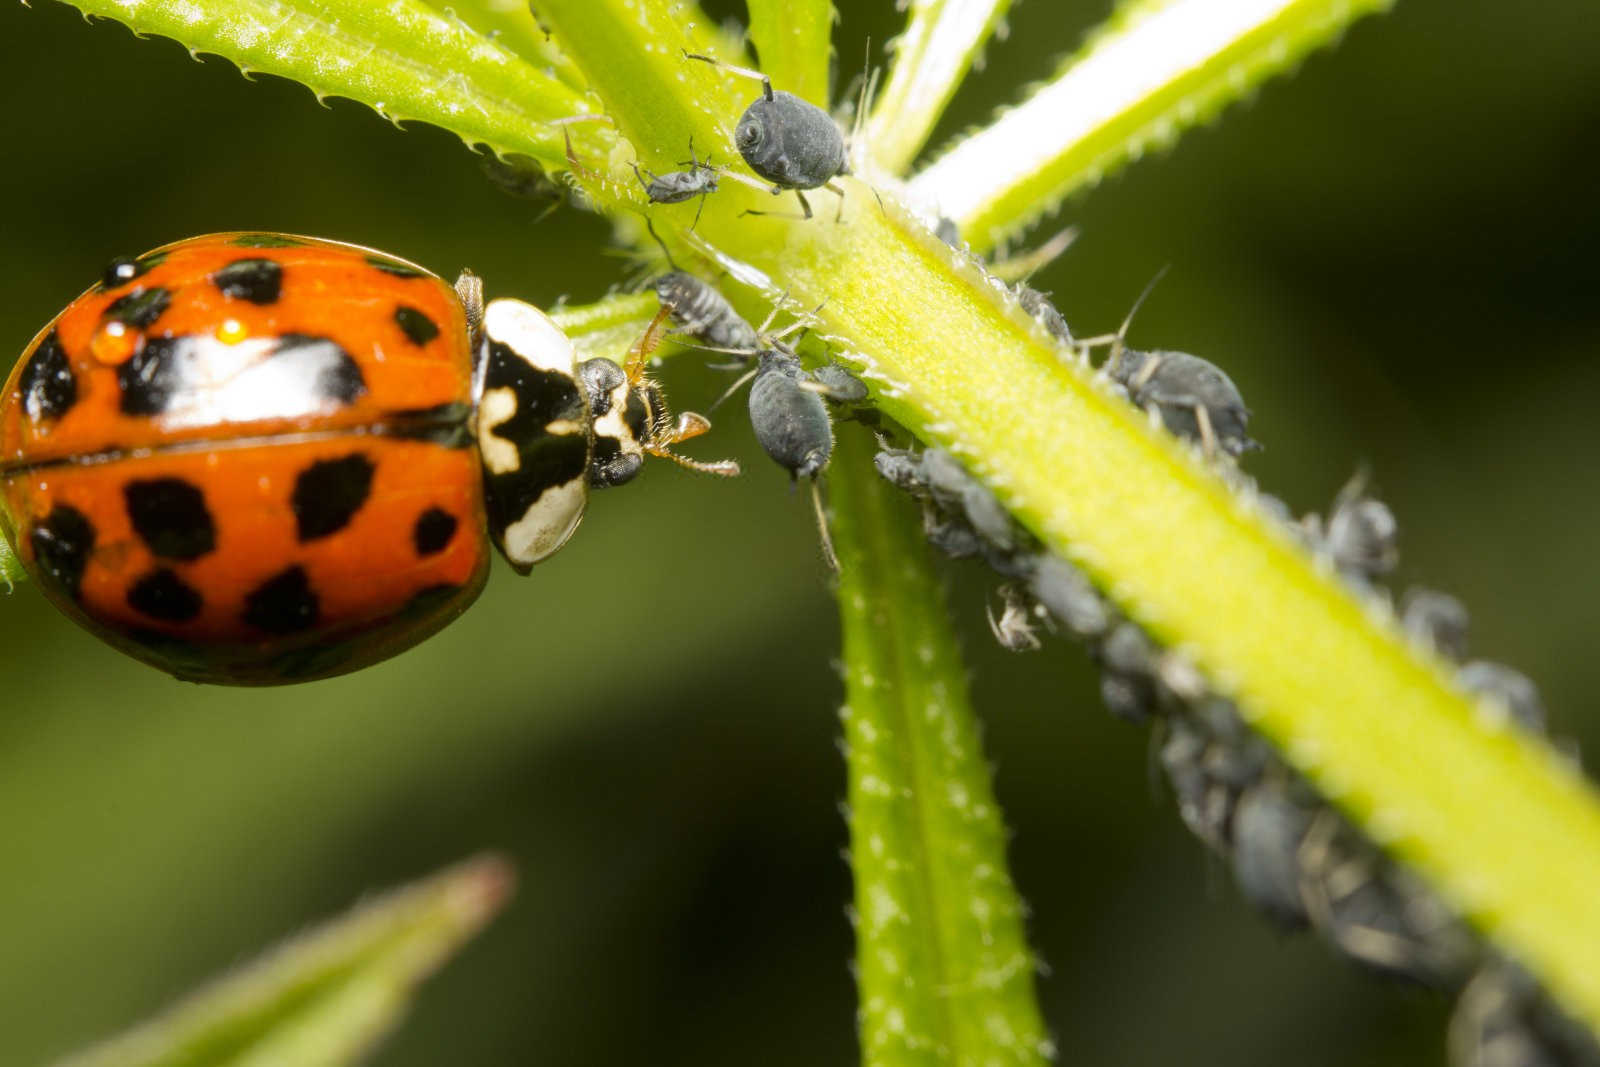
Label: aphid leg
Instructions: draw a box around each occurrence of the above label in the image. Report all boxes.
[1194,403,1219,459]
[1131,352,1163,391]
[682,50,774,101]
[690,189,709,231]
[810,478,840,571]
[624,305,674,385]
[824,181,848,222]
[742,192,814,221]
[630,160,658,193]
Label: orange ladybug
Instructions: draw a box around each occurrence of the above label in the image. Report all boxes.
[0,233,734,684]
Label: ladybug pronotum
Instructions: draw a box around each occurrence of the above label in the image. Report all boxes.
[0,233,735,684]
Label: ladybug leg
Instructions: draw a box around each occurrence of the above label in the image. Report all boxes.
[644,410,740,477]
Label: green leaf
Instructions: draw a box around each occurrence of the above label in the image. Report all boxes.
[53,0,612,173]
[419,0,587,92]
[862,0,1016,175]
[52,855,513,1067]
[908,0,1395,252]
[549,291,663,365]
[831,424,1050,1067]
[747,0,835,108]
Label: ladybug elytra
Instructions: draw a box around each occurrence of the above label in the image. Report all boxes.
[0,233,735,684]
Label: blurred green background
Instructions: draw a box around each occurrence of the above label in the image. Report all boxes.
[2,0,1596,1063]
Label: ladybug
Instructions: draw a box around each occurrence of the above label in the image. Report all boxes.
[0,233,736,685]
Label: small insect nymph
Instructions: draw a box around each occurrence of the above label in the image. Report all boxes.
[631,139,723,230]
[683,50,849,220]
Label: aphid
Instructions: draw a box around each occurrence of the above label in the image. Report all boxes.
[1015,284,1074,346]
[1025,555,1109,638]
[478,152,563,216]
[0,234,737,684]
[987,584,1046,652]
[1402,586,1471,662]
[1099,622,1162,725]
[1295,810,1478,986]
[934,216,962,248]
[746,348,839,567]
[652,271,761,352]
[683,50,849,220]
[631,138,723,230]
[1316,476,1400,582]
[1459,660,1547,733]
[1230,779,1316,927]
[1079,273,1258,458]
[1450,962,1600,1067]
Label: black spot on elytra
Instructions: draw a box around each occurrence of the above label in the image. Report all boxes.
[19,329,77,421]
[229,234,305,249]
[365,254,427,278]
[274,334,367,404]
[29,504,94,599]
[100,251,167,290]
[479,339,589,553]
[104,286,171,329]
[212,258,283,304]
[123,478,216,560]
[393,305,439,345]
[243,565,319,634]
[127,567,203,622]
[117,335,186,415]
[292,453,375,542]
[412,508,458,556]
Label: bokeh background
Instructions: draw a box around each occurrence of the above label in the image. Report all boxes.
[2,0,1596,1063]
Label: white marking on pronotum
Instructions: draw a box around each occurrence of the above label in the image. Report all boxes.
[483,297,579,375]
[478,387,521,474]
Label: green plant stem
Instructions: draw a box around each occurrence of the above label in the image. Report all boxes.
[908,0,1395,252]
[54,855,513,1067]
[863,0,1015,175]
[747,0,835,107]
[832,424,1049,1067]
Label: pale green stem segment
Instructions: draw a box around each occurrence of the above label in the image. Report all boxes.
[52,855,513,1067]
[832,425,1051,1067]
[0,529,20,590]
[862,0,1015,176]
[549,291,694,366]
[908,0,1395,252]
[747,0,836,108]
[423,0,588,92]
[55,0,612,173]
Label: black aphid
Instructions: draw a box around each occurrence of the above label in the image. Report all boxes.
[684,51,848,220]
[653,272,761,352]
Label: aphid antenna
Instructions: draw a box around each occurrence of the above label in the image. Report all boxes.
[1074,264,1171,374]
[989,226,1081,284]
[682,49,774,101]
[810,478,840,572]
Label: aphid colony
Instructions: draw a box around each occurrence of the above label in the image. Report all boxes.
[871,442,1590,1067]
